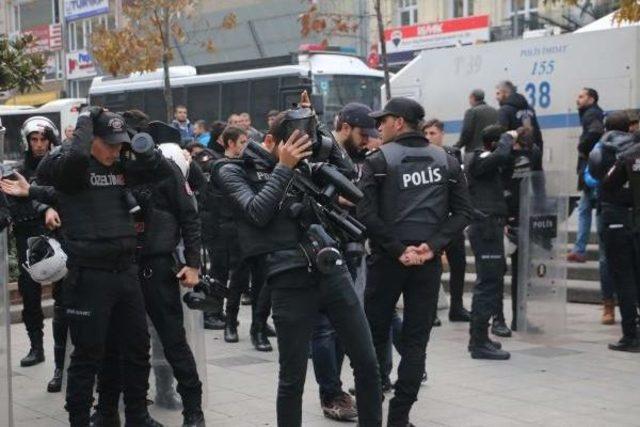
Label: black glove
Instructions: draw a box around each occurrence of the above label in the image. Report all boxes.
[87,106,104,121]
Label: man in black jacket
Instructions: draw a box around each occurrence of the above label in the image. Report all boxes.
[359,98,473,426]
[45,108,162,427]
[466,125,513,360]
[214,100,382,426]
[596,112,640,352]
[496,81,544,152]
[456,89,498,163]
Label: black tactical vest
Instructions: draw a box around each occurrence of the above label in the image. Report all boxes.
[58,159,136,241]
[379,142,450,242]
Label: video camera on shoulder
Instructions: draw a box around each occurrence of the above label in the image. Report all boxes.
[281,107,334,163]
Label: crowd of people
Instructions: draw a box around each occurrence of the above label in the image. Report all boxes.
[0,79,638,427]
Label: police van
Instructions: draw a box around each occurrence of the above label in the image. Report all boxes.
[88,48,385,130]
[389,25,640,194]
[0,98,87,161]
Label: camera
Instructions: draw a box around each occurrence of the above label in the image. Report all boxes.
[281,107,334,162]
[183,275,230,314]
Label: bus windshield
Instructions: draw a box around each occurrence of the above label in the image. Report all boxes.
[313,75,383,124]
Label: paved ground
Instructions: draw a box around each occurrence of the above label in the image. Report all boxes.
[6,296,640,427]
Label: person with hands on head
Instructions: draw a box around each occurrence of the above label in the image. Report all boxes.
[44,106,163,427]
[357,97,473,427]
[213,91,382,427]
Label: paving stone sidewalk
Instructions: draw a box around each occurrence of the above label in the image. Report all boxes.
[7,298,640,427]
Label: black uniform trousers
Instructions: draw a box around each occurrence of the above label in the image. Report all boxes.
[364,253,441,425]
[445,232,466,308]
[51,280,68,370]
[212,235,270,327]
[65,265,150,427]
[601,214,640,339]
[468,218,506,335]
[97,254,203,414]
[270,265,382,427]
[14,225,44,347]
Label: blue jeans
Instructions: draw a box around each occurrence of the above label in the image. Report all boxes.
[311,313,345,401]
[574,189,596,255]
[597,212,616,300]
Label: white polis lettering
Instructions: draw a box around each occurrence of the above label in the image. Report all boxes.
[401,168,442,188]
[89,173,125,187]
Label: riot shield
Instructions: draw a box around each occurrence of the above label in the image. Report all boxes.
[147,289,208,424]
[516,171,569,337]
[0,230,13,427]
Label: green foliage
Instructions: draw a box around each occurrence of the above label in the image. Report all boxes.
[0,34,46,93]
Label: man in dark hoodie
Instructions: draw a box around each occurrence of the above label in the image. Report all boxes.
[495,81,544,152]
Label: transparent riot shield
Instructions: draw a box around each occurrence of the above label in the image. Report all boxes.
[516,171,570,338]
[0,230,14,427]
[147,289,208,424]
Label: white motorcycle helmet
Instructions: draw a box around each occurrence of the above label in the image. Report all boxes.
[23,236,68,284]
[158,142,189,178]
[20,116,59,151]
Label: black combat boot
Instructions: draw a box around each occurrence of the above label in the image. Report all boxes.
[182,410,206,427]
[250,323,273,352]
[203,312,225,330]
[491,317,512,338]
[469,321,510,360]
[90,407,121,427]
[20,346,44,367]
[224,320,239,343]
[124,412,164,427]
[608,336,640,352]
[153,366,182,410]
[47,368,64,393]
[448,305,471,322]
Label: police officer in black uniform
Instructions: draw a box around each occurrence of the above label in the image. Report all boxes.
[596,112,640,352]
[466,125,514,360]
[213,94,382,427]
[46,108,161,427]
[497,127,543,335]
[4,117,59,368]
[90,115,206,426]
[358,98,473,426]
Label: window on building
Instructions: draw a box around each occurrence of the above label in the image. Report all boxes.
[67,14,112,52]
[451,0,474,18]
[398,0,418,26]
[13,0,54,32]
[507,0,542,36]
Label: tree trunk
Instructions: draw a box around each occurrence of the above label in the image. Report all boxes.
[375,0,391,102]
[162,7,173,122]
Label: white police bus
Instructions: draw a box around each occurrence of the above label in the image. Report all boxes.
[88,48,385,130]
[389,24,640,194]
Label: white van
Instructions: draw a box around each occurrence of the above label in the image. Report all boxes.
[0,98,87,161]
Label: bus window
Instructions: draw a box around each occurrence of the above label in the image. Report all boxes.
[126,90,145,113]
[221,81,250,120]
[186,84,220,124]
[313,75,383,125]
[144,89,166,121]
[250,78,279,130]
